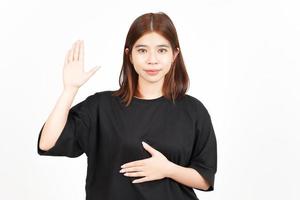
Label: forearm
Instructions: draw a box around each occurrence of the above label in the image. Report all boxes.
[166,162,210,190]
[39,88,78,150]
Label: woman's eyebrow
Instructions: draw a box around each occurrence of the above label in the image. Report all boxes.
[134,44,171,48]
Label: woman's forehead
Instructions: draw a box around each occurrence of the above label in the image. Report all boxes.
[134,32,171,47]
[134,44,171,49]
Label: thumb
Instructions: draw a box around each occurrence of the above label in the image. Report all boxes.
[85,65,101,79]
[142,141,157,156]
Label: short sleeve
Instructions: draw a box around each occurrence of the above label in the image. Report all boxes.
[187,101,217,192]
[37,96,92,158]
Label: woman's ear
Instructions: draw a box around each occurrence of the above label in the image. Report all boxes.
[125,48,132,63]
[173,47,180,62]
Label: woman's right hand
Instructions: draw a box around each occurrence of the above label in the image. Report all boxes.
[63,40,101,91]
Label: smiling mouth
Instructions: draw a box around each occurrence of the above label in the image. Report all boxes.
[144,69,161,75]
[145,69,159,72]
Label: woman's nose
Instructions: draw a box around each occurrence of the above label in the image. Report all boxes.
[147,51,158,64]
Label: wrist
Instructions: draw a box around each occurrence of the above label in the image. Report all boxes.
[165,161,178,178]
[63,86,79,94]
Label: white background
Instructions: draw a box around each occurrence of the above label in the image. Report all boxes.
[0,0,299,199]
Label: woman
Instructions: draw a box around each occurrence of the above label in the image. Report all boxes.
[37,12,217,200]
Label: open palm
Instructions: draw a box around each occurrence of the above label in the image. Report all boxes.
[63,40,101,90]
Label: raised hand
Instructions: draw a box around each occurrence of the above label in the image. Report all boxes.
[63,40,101,91]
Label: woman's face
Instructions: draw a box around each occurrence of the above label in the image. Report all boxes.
[126,32,179,84]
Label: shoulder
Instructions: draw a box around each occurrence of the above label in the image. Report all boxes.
[182,94,209,113]
[86,90,114,100]
[84,90,117,106]
[75,90,115,114]
[182,94,211,119]
[74,90,110,107]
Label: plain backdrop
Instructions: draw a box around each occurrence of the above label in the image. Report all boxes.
[0,0,299,199]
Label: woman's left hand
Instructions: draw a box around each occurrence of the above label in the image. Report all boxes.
[120,141,174,183]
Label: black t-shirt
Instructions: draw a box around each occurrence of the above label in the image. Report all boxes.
[37,90,217,200]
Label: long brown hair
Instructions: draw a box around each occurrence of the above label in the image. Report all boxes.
[112,12,190,107]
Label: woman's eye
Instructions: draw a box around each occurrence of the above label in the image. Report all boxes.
[137,48,167,54]
[158,49,167,53]
[137,49,146,53]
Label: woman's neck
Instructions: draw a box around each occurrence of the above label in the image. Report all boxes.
[136,76,164,99]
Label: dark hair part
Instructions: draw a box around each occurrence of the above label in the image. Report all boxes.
[112,12,189,107]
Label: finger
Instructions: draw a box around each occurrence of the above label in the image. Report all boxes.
[142,141,157,155]
[121,160,146,168]
[68,49,73,63]
[120,166,143,173]
[85,65,101,79]
[71,41,77,61]
[64,52,69,66]
[73,40,80,61]
[79,40,84,63]
[124,171,145,177]
[132,177,150,183]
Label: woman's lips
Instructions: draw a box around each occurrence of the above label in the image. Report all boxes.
[144,69,160,75]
